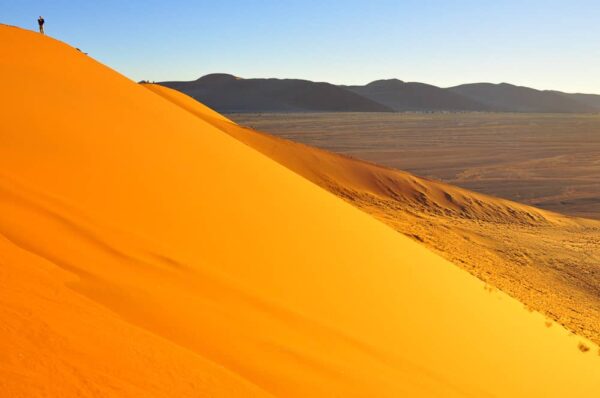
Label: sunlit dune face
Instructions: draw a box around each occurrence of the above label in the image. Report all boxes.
[1,25,600,397]
[180,87,600,350]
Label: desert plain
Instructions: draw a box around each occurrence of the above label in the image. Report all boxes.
[231,112,600,219]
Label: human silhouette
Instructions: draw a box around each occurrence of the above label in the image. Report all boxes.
[38,16,45,34]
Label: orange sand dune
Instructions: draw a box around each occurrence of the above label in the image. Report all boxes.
[148,84,600,346]
[2,25,600,397]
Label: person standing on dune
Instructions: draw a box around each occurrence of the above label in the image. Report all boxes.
[38,16,45,34]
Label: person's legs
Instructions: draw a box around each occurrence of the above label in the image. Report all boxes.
[40,26,44,34]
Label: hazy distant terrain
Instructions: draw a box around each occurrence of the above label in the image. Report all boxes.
[163,74,600,113]
[159,73,392,112]
[229,112,600,219]
[449,83,598,113]
[342,79,490,111]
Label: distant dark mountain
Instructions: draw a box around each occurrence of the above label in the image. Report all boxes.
[343,79,489,111]
[557,92,600,109]
[159,74,600,114]
[159,74,393,113]
[448,83,599,113]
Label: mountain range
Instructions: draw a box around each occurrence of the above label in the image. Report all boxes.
[160,74,600,113]
[160,73,392,112]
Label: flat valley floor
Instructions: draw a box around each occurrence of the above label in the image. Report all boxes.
[229,112,600,219]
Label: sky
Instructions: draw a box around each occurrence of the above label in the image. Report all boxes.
[4,0,600,93]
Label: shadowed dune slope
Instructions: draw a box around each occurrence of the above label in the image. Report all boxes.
[2,25,600,397]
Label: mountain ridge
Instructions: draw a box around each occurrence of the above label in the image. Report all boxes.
[161,74,600,113]
[343,80,490,111]
[160,74,393,113]
[449,82,599,113]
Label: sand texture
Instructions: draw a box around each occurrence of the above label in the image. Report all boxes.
[2,26,600,397]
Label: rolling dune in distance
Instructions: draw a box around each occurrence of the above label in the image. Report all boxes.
[2,24,600,397]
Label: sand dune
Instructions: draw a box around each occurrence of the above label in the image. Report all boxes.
[150,84,600,347]
[2,25,600,397]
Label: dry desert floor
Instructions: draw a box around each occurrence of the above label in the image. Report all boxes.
[230,112,600,219]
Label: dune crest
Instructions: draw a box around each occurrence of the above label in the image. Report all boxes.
[2,25,600,397]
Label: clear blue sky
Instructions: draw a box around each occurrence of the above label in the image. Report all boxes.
[4,0,600,93]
